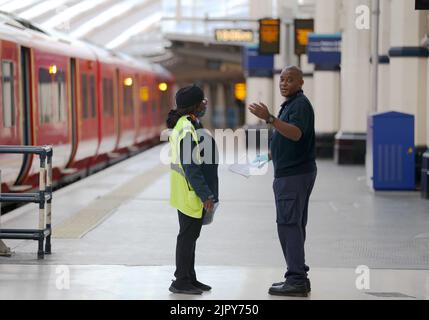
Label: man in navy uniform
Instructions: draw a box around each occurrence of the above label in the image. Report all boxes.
[249,66,317,297]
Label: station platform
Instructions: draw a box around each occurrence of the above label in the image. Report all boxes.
[1,144,429,300]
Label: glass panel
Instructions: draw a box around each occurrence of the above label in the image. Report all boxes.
[123,84,134,116]
[38,68,66,124]
[2,61,15,128]
[81,74,88,119]
[89,75,96,118]
[103,78,114,116]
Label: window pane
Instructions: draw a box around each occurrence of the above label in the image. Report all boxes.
[90,75,96,118]
[81,74,88,119]
[57,80,66,122]
[103,78,108,115]
[103,78,114,116]
[109,79,114,116]
[38,68,66,124]
[57,71,66,123]
[2,61,15,128]
[39,68,53,124]
[124,84,134,116]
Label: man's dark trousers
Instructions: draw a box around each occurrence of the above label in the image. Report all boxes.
[273,170,317,286]
[174,210,203,286]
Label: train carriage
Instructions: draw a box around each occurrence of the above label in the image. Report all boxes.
[0,35,22,192]
[0,12,175,195]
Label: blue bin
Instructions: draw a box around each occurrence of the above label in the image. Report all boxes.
[366,112,415,190]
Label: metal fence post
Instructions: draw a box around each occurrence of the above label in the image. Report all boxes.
[0,145,53,259]
[45,147,52,254]
[38,152,46,259]
[0,169,12,257]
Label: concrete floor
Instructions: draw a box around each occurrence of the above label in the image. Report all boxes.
[1,144,429,299]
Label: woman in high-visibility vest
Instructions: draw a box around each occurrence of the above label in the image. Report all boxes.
[167,85,219,295]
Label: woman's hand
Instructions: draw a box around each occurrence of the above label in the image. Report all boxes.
[204,199,215,212]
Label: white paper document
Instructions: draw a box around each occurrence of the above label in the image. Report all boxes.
[228,154,270,178]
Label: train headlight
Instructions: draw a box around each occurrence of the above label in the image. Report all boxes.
[124,77,133,86]
[158,83,168,92]
[49,65,57,75]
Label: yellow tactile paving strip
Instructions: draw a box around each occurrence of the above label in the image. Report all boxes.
[53,164,168,239]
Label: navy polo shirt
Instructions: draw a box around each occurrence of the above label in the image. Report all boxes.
[270,90,317,178]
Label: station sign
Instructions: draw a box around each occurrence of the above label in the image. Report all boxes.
[294,19,314,56]
[215,29,254,43]
[242,46,274,77]
[258,18,281,55]
[307,33,342,65]
[416,0,429,9]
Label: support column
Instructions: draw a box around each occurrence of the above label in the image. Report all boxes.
[314,0,341,158]
[245,78,274,125]
[245,0,275,126]
[423,60,429,197]
[423,16,429,199]
[389,0,428,185]
[215,83,226,128]
[201,83,212,130]
[335,0,371,165]
[376,0,391,112]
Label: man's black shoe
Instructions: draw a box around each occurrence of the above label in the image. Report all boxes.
[169,282,203,295]
[192,280,212,292]
[268,283,308,297]
[272,279,311,292]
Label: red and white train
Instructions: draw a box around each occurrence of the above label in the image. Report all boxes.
[0,13,174,193]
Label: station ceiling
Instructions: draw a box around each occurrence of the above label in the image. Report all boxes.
[0,0,315,82]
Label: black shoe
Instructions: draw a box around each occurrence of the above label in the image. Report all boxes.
[169,282,203,295]
[272,279,311,292]
[192,280,212,292]
[269,283,309,297]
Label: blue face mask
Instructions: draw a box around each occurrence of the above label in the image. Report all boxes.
[196,107,207,118]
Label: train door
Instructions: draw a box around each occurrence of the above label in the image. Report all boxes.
[14,46,32,188]
[66,57,77,167]
[70,58,99,170]
[0,40,23,190]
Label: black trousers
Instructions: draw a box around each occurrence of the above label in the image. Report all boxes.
[273,170,317,286]
[174,210,203,286]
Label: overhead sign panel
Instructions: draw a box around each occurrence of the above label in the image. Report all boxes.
[242,46,274,77]
[307,33,342,65]
[294,19,314,56]
[258,18,280,55]
[215,29,254,43]
[416,0,429,9]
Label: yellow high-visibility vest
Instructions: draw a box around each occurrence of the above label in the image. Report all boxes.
[169,116,204,218]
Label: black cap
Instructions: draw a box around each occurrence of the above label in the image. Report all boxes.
[175,85,204,109]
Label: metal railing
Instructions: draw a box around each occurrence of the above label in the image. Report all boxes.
[0,145,53,259]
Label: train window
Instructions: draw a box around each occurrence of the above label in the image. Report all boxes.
[160,91,169,116]
[141,101,147,117]
[81,74,88,119]
[123,82,134,116]
[103,78,114,116]
[57,72,67,123]
[1,61,15,128]
[38,67,66,124]
[89,75,96,118]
